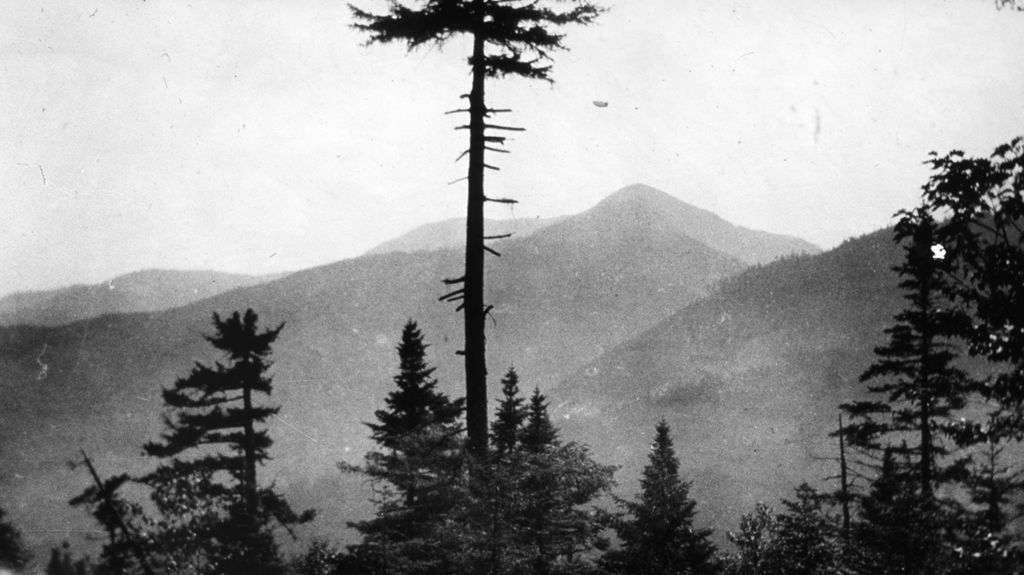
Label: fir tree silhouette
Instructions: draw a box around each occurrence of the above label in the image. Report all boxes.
[603,420,718,575]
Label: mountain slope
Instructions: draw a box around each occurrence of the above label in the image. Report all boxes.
[555,227,904,533]
[0,184,782,557]
[0,269,285,327]
[365,216,565,255]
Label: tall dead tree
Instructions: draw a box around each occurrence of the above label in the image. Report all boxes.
[837,414,851,534]
[349,0,604,455]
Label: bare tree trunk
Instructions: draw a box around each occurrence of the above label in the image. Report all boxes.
[80,450,158,575]
[464,5,489,456]
[838,414,851,534]
[917,266,934,500]
[242,381,260,519]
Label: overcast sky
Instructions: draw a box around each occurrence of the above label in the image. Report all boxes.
[2,0,1023,295]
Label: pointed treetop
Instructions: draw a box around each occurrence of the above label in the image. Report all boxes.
[521,387,559,452]
[491,366,527,453]
[647,418,681,481]
[369,320,464,447]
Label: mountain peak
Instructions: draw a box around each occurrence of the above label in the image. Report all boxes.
[579,184,819,265]
[600,183,679,204]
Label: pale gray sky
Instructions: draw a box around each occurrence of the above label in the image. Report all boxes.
[2,0,1023,295]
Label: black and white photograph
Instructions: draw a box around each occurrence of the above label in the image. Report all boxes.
[2,1,1024,573]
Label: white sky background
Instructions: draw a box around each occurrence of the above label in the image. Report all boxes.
[1,0,1023,295]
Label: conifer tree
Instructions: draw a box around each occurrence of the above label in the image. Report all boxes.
[840,207,971,498]
[470,367,532,574]
[521,387,559,454]
[492,367,527,454]
[453,381,613,575]
[350,320,465,575]
[518,387,614,575]
[140,309,312,575]
[851,447,950,575]
[603,420,718,575]
[766,484,840,575]
[348,0,604,455]
[952,435,1024,574]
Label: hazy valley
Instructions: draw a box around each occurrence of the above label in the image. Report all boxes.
[0,184,832,558]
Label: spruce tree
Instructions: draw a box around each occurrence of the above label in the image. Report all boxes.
[348,0,604,455]
[453,381,613,575]
[521,387,559,454]
[518,387,614,575]
[469,367,532,574]
[850,448,949,575]
[840,207,971,498]
[766,484,840,575]
[492,367,527,454]
[140,309,312,575]
[603,420,718,575]
[350,320,465,575]
[953,435,1024,574]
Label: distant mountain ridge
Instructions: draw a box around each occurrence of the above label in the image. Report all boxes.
[365,215,567,255]
[366,184,819,264]
[0,269,287,327]
[0,183,818,558]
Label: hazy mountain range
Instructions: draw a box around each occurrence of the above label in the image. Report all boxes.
[0,270,287,327]
[1,183,843,558]
[556,227,903,529]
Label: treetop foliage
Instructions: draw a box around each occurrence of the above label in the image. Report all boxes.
[492,366,528,453]
[349,0,605,81]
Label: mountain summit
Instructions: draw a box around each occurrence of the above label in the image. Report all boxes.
[584,184,819,264]
[366,184,818,264]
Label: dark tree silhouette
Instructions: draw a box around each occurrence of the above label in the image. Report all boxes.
[921,137,1024,441]
[603,420,718,575]
[0,506,30,571]
[518,387,613,575]
[767,484,840,575]
[350,320,465,575]
[141,309,312,574]
[348,0,604,455]
[69,451,155,575]
[851,448,950,575]
[452,379,613,575]
[840,207,971,499]
[952,432,1024,573]
[491,367,527,454]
